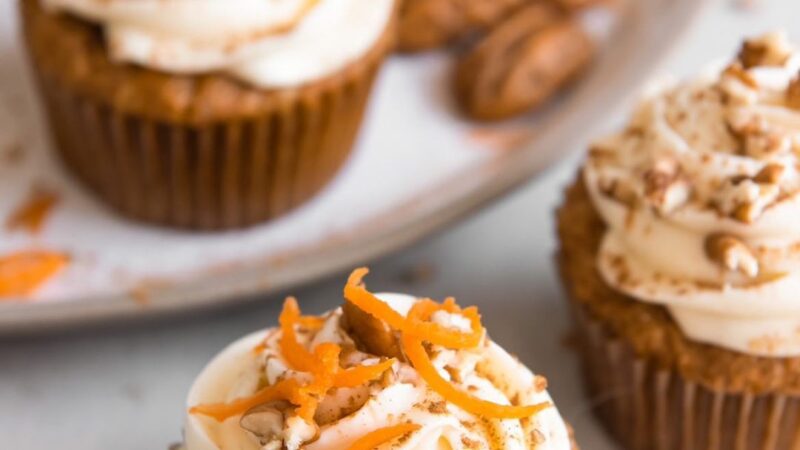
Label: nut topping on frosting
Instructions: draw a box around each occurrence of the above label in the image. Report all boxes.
[705,234,760,277]
[185,269,570,450]
[786,72,800,109]
[643,158,691,214]
[738,32,793,69]
[583,32,800,357]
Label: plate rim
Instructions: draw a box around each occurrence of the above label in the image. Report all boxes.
[0,0,709,335]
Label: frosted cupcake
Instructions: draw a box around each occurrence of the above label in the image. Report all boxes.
[21,0,396,229]
[558,32,800,450]
[183,269,576,449]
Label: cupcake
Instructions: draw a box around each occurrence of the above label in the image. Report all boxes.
[21,0,396,230]
[558,32,800,450]
[183,268,577,449]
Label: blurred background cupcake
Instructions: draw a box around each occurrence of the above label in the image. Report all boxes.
[20,0,397,230]
[558,32,800,450]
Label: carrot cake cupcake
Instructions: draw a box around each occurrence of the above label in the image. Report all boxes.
[20,0,397,230]
[183,268,577,449]
[558,32,800,450]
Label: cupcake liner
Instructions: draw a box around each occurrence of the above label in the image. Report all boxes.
[32,66,380,230]
[570,300,800,450]
[24,7,393,230]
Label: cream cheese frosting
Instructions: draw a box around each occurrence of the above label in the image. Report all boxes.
[583,32,800,357]
[184,293,571,450]
[41,0,394,88]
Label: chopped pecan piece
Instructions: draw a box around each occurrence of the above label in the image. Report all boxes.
[744,132,791,159]
[786,71,800,110]
[705,234,759,277]
[722,63,758,89]
[455,5,592,121]
[753,163,787,184]
[713,177,780,223]
[737,32,792,69]
[599,177,638,208]
[642,158,689,213]
[241,402,287,441]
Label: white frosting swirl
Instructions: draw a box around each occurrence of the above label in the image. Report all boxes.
[41,0,394,88]
[184,294,571,450]
[583,32,800,357]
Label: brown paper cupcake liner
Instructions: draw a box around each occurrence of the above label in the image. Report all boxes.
[570,300,800,450]
[24,4,394,230]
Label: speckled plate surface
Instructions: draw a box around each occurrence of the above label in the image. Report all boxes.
[0,0,706,334]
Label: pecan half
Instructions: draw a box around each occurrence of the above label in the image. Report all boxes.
[341,301,404,360]
[397,0,527,52]
[454,4,592,121]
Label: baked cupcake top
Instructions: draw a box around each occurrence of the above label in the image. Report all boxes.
[185,269,571,450]
[583,32,800,357]
[41,0,394,88]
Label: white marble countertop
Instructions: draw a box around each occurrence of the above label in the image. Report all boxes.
[1,1,797,449]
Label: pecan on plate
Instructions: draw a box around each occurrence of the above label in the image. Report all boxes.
[454,4,592,121]
[554,0,608,10]
[397,0,527,52]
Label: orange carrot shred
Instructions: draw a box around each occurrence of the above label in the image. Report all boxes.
[190,378,300,422]
[346,269,484,348]
[253,311,324,354]
[405,299,484,349]
[297,315,326,329]
[346,423,421,450]
[401,333,551,419]
[0,250,68,298]
[344,268,550,420]
[6,188,60,234]
[334,358,396,388]
[194,268,550,429]
[344,268,409,330]
[279,297,320,372]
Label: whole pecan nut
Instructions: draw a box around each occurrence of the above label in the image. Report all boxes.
[397,0,527,52]
[454,2,593,121]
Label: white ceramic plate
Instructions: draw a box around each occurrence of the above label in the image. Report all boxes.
[0,0,705,334]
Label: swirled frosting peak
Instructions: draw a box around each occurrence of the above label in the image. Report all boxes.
[42,0,394,88]
[583,32,800,357]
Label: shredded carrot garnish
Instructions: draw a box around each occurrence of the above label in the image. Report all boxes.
[345,269,484,348]
[6,188,60,234]
[193,267,550,430]
[405,298,484,349]
[195,299,391,423]
[253,311,324,355]
[334,358,396,388]
[347,267,551,420]
[190,378,300,422]
[298,315,326,329]
[279,297,320,372]
[0,250,68,298]
[346,423,421,450]
[294,343,341,420]
[344,268,409,330]
[401,333,550,419]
